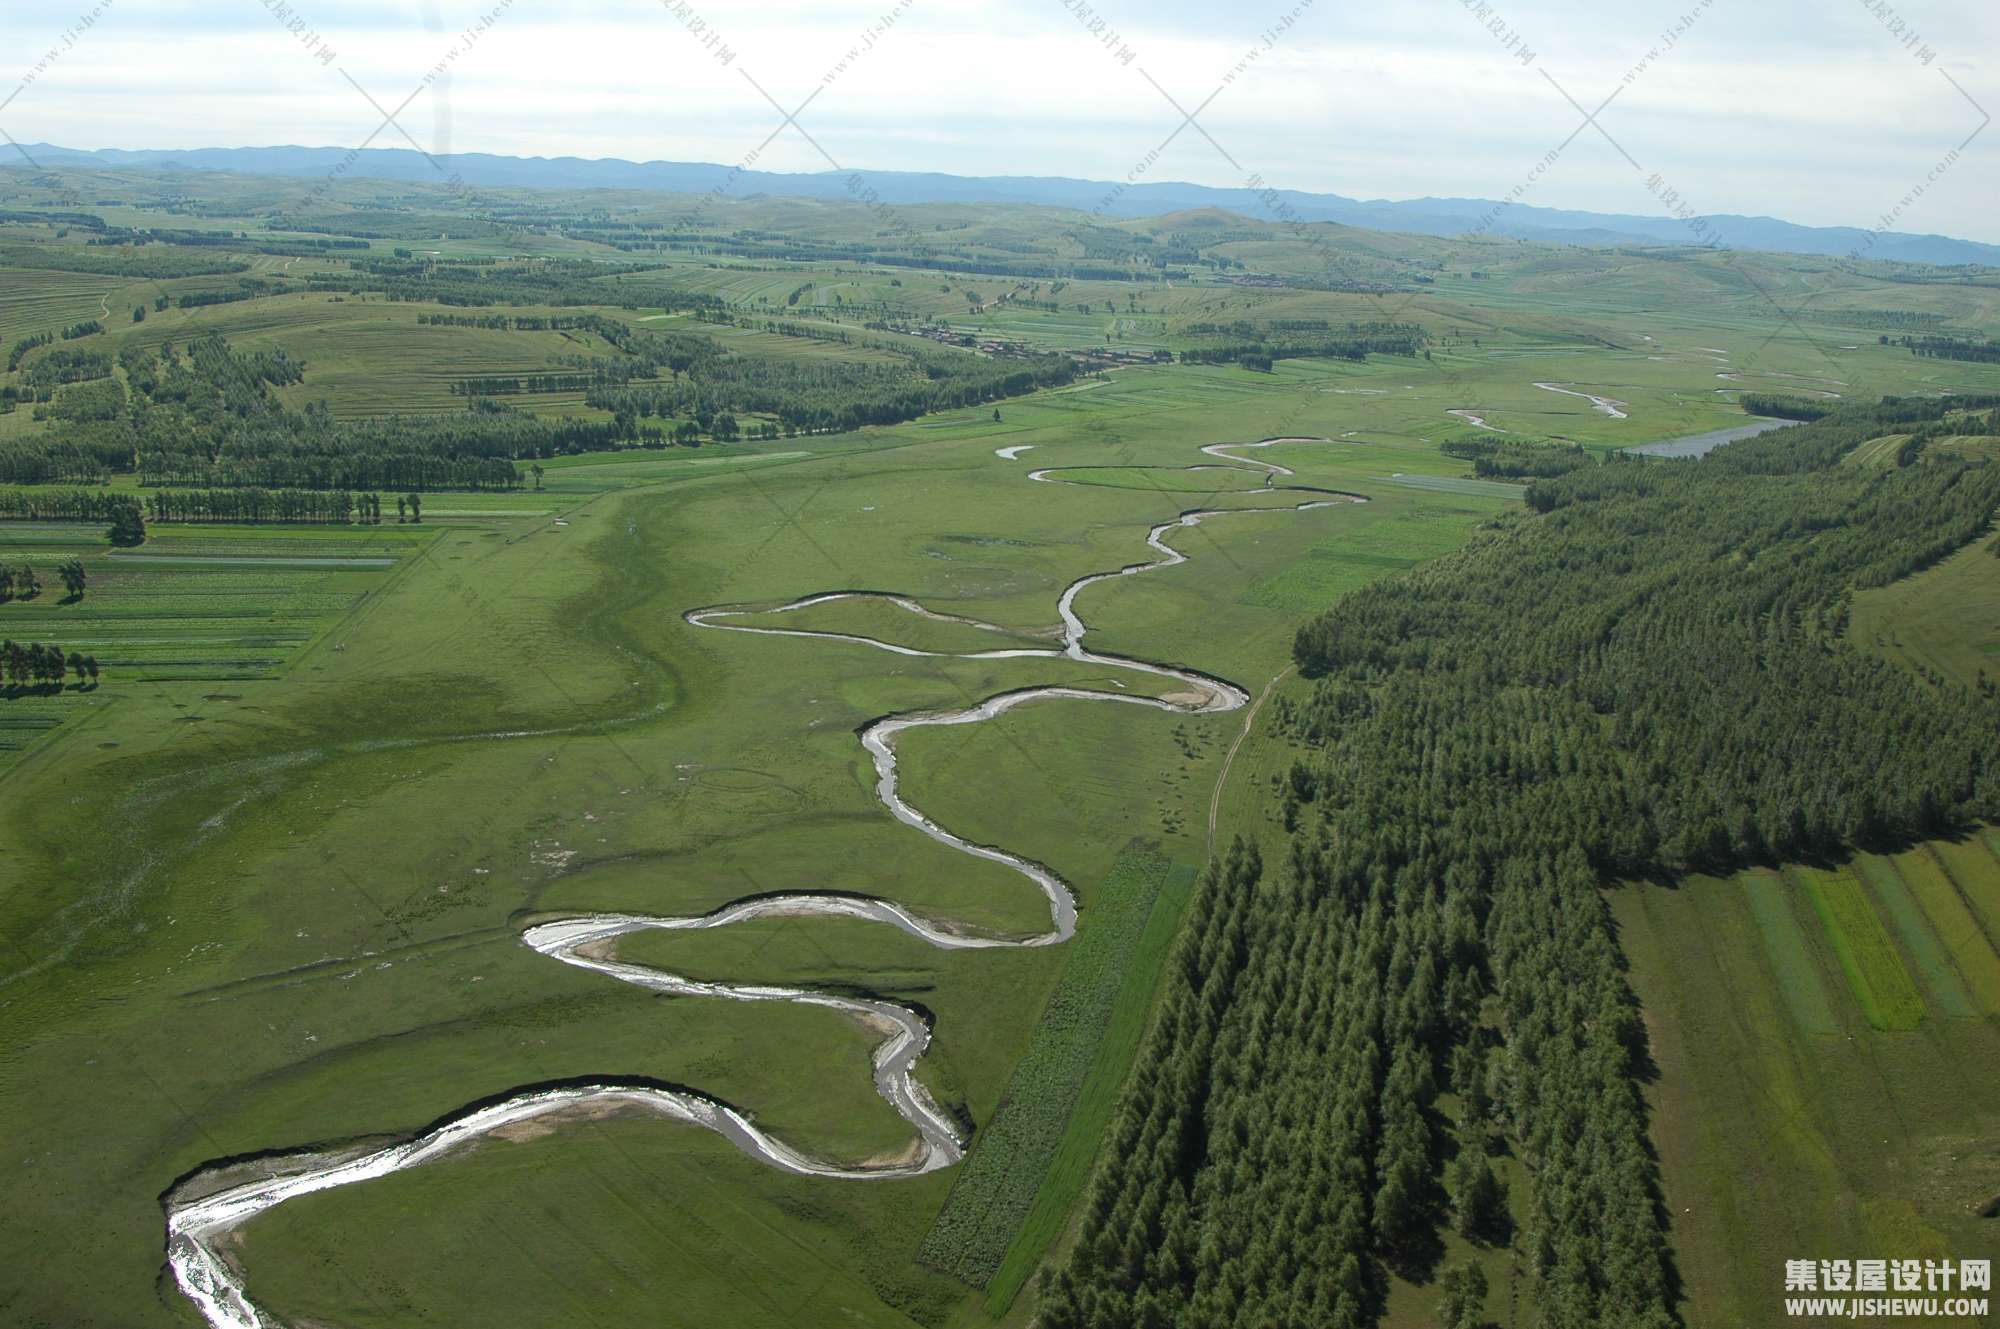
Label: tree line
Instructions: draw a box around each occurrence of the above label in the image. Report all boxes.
[584,336,1079,436]
[1179,325,1425,369]
[303,256,725,312]
[1,640,98,692]
[141,489,379,524]
[1440,436,1593,479]
[1889,333,2000,364]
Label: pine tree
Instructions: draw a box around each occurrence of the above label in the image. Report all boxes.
[1436,1261,1487,1329]
[1447,1147,1508,1242]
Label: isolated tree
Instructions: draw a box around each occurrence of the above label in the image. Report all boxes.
[530,463,545,491]
[67,651,85,685]
[16,565,39,600]
[57,558,86,601]
[395,495,408,523]
[1436,1261,1488,1329]
[83,655,99,685]
[132,305,146,323]
[992,408,1002,422]
[406,493,422,523]
[1447,1148,1509,1242]
[0,567,12,604]
[107,503,145,547]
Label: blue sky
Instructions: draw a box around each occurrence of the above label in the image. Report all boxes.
[3,0,1994,241]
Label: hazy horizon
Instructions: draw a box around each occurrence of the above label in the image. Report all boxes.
[3,0,1994,242]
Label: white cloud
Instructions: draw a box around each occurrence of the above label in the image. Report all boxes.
[0,0,1992,240]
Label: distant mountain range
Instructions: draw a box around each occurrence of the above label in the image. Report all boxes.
[14,142,2000,267]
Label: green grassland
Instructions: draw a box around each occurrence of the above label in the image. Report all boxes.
[4,163,2000,1329]
[1852,535,2000,689]
[0,341,1525,1329]
[728,594,1057,655]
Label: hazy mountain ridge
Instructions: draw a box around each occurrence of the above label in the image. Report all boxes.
[13,141,1999,266]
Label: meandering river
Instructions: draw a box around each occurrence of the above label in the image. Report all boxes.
[163,439,1360,1329]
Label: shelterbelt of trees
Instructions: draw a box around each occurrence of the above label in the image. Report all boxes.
[1039,396,2000,1329]
[303,255,727,311]
[583,326,1079,435]
[1440,436,1592,479]
[1178,321,1427,369]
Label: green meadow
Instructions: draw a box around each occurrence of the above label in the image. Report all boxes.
[0,348,1526,1329]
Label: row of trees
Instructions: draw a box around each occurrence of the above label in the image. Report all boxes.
[141,489,378,524]
[1178,325,1425,368]
[304,257,725,312]
[0,640,96,691]
[1440,436,1594,479]
[0,241,247,279]
[1042,395,2000,1329]
[1890,333,2000,363]
[583,342,1079,435]
[0,560,85,602]
[0,488,140,521]
[7,331,53,371]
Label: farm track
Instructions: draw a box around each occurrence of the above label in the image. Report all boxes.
[163,438,1360,1329]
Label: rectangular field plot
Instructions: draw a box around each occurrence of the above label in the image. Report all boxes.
[1790,864,1927,1030]
[1854,855,1976,1017]
[1381,472,1527,499]
[0,527,424,772]
[1930,835,2000,948]
[1741,868,1840,1035]
[0,694,92,765]
[1616,850,2000,1329]
[1891,847,2000,1012]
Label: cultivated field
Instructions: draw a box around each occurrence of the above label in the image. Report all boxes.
[1616,840,2000,1329]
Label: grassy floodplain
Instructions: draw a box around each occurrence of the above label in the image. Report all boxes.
[0,351,1517,1329]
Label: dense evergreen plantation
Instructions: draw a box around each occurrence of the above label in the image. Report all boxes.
[585,337,1078,434]
[1177,322,1426,369]
[1439,436,1592,479]
[1039,398,2000,1329]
